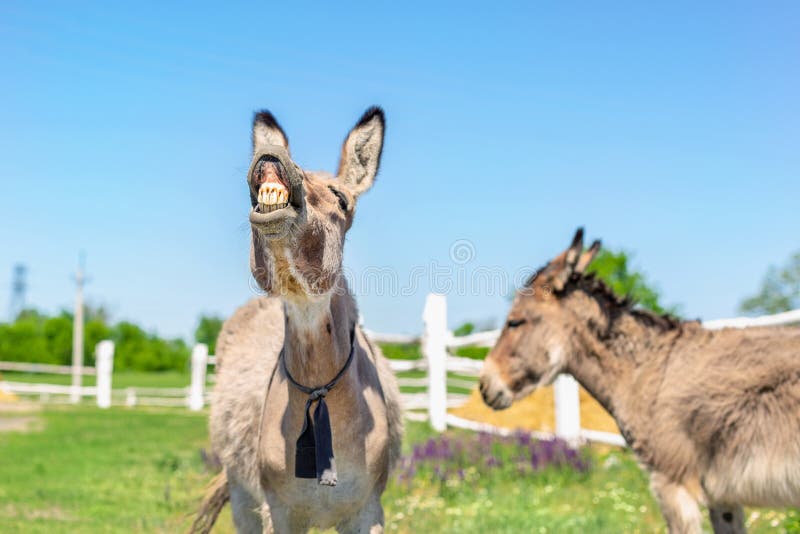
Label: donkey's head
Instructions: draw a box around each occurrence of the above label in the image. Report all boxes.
[247,107,385,299]
[480,228,601,409]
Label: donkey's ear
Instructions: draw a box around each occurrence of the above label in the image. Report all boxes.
[553,228,585,291]
[565,228,585,268]
[575,239,601,274]
[337,106,385,197]
[252,110,289,153]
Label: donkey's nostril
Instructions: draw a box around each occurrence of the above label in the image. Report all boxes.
[479,368,513,411]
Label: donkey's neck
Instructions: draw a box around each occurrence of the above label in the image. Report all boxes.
[565,294,685,441]
[282,289,357,387]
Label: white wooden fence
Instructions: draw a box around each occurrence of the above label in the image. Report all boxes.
[1,296,797,447]
[0,342,209,411]
[0,340,115,408]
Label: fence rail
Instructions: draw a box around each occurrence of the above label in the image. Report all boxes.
[0,361,96,375]
[702,308,800,330]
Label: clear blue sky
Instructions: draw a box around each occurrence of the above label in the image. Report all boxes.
[1,1,798,340]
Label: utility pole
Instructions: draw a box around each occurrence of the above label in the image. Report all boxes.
[70,253,86,404]
[8,263,27,321]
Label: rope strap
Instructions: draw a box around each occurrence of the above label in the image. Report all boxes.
[281,325,356,486]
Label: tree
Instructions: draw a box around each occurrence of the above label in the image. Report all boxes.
[195,315,224,355]
[739,251,800,315]
[111,321,189,372]
[452,322,475,337]
[586,248,680,316]
[0,307,188,371]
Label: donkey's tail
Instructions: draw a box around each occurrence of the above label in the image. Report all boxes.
[189,471,229,534]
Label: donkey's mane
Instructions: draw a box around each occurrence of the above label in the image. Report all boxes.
[575,273,682,331]
[527,265,682,331]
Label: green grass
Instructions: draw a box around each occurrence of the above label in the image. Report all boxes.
[395,369,477,395]
[452,345,489,360]
[379,343,422,361]
[384,423,664,533]
[0,406,209,533]
[0,406,797,533]
[379,342,489,362]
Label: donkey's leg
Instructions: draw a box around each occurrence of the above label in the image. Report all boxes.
[263,494,310,534]
[229,480,264,534]
[709,505,746,534]
[336,494,384,534]
[259,503,274,534]
[650,472,703,534]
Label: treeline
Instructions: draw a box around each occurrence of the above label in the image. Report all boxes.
[0,308,198,372]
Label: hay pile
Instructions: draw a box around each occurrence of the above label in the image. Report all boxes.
[450,385,619,434]
[0,374,17,402]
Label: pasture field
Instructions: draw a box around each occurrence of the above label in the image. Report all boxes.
[0,405,797,533]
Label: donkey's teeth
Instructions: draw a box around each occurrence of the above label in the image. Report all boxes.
[258,202,289,213]
[257,182,290,207]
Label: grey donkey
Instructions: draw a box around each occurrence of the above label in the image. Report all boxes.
[192,108,402,534]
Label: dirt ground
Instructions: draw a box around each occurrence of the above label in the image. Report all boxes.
[0,400,43,433]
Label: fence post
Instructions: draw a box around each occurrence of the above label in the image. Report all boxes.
[125,387,137,407]
[422,293,448,432]
[188,344,208,411]
[554,374,581,444]
[95,340,115,409]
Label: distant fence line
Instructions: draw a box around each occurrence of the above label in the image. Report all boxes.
[1,298,797,447]
[0,361,96,376]
[0,341,209,411]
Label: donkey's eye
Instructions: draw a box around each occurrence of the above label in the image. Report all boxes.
[328,186,349,212]
[507,318,526,328]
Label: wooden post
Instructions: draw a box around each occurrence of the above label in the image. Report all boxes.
[422,293,448,432]
[188,344,208,411]
[95,340,114,409]
[125,387,137,407]
[554,374,581,444]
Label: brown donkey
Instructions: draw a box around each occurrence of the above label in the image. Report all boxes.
[194,108,402,533]
[480,228,800,534]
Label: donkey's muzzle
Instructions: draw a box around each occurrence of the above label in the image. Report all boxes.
[479,361,514,411]
[247,144,305,237]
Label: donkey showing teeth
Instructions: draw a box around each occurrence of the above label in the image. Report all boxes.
[480,228,800,534]
[193,108,402,534]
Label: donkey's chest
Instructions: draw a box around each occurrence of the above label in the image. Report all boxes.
[257,381,390,513]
